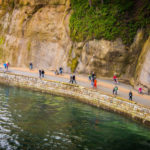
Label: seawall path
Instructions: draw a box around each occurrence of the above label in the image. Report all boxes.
[0,66,150,106]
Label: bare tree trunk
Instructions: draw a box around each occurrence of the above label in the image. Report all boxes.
[89,0,92,7]
[101,0,104,4]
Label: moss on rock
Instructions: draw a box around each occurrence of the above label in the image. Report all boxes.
[70,57,78,73]
[70,0,150,45]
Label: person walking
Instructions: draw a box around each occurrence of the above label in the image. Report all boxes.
[4,63,7,69]
[6,62,9,71]
[113,75,117,84]
[41,70,45,78]
[88,74,91,80]
[39,70,42,78]
[129,91,133,101]
[59,67,63,75]
[113,87,115,95]
[138,87,142,94]
[91,72,96,88]
[72,74,76,84]
[55,69,59,75]
[92,72,95,80]
[94,79,97,88]
[113,86,118,95]
[91,77,94,88]
[29,62,33,70]
[69,74,73,84]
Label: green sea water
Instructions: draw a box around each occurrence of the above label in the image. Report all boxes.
[0,84,150,150]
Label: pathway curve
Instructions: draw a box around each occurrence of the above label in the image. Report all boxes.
[1,67,150,107]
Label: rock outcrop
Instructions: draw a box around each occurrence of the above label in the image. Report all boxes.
[0,0,72,71]
[135,36,150,91]
[72,39,126,76]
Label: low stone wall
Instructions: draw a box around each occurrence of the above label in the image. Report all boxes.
[0,71,150,126]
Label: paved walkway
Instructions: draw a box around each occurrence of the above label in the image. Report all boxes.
[1,66,150,107]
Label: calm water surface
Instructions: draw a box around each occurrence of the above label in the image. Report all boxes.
[0,84,150,150]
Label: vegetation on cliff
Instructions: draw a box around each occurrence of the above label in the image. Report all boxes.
[70,0,150,45]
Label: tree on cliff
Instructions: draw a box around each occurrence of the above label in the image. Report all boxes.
[89,0,104,7]
[89,0,92,7]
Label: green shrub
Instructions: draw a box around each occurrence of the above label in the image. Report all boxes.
[70,0,150,45]
[70,58,78,73]
[0,47,3,59]
[0,36,5,45]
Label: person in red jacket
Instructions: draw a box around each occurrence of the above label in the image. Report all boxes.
[113,75,117,83]
[94,79,97,88]
[138,87,142,94]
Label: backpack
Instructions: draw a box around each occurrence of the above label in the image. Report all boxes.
[115,86,118,91]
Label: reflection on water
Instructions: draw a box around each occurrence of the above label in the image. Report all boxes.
[0,84,150,150]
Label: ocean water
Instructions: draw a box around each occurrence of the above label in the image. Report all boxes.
[0,84,150,150]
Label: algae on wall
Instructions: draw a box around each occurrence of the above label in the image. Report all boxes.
[0,36,5,61]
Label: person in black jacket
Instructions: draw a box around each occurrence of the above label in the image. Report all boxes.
[59,67,63,75]
[41,70,45,78]
[69,74,73,84]
[29,62,33,70]
[72,74,76,84]
[39,70,42,78]
[129,91,133,101]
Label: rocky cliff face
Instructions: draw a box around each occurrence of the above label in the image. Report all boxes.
[0,0,72,71]
[135,37,150,91]
[0,0,149,90]
[70,30,148,79]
